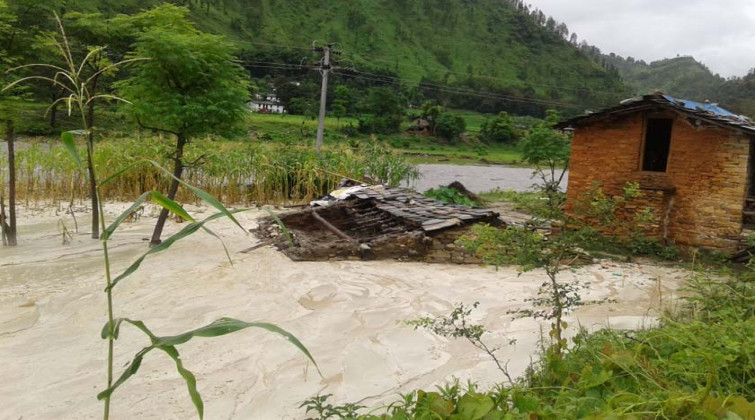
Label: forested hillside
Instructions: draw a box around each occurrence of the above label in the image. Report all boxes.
[579,44,755,117]
[602,55,725,100]
[2,0,632,117]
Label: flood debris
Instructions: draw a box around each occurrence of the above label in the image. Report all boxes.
[254,183,503,262]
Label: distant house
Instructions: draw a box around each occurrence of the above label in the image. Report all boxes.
[406,118,432,136]
[249,93,285,113]
[558,93,755,250]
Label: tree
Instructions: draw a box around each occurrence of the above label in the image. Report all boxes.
[117,5,249,246]
[420,100,442,134]
[288,97,317,119]
[0,0,17,246]
[520,110,571,207]
[479,111,519,144]
[333,84,356,115]
[358,87,404,134]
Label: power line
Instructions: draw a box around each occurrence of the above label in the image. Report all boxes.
[236,59,593,109]
[341,51,628,97]
[332,70,586,110]
[237,57,591,109]
[337,69,588,108]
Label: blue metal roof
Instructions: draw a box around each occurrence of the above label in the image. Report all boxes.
[662,94,745,120]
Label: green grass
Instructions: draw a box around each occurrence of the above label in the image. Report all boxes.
[248,110,528,166]
[7,103,529,166]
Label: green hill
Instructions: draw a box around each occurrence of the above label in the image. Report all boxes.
[602,55,725,101]
[596,52,755,117]
[4,0,632,117]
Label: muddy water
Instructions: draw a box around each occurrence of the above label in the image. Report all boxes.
[410,164,569,193]
[0,203,686,419]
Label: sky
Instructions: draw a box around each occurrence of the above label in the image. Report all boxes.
[524,0,755,78]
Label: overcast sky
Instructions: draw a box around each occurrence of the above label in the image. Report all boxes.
[524,0,755,78]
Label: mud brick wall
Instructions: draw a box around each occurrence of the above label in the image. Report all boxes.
[566,112,751,249]
[623,188,671,239]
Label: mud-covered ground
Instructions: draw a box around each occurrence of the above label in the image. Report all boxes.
[0,203,686,419]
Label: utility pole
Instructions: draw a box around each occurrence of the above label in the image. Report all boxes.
[313,42,341,156]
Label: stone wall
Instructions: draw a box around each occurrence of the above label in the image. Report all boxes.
[566,112,751,249]
[424,227,482,264]
[259,216,485,264]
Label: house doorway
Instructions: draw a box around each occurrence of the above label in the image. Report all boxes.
[744,138,755,228]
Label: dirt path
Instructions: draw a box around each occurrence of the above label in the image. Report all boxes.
[0,203,687,419]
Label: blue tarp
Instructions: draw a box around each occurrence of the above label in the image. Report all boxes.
[663,94,745,120]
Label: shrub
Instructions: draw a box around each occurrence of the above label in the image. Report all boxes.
[424,186,478,206]
[358,114,403,135]
[479,111,519,144]
[434,112,466,140]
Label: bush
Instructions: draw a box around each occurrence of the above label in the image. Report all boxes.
[357,114,402,135]
[424,186,479,206]
[434,112,466,140]
[479,111,519,144]
[338,122,358,136]
[288,97,317,118]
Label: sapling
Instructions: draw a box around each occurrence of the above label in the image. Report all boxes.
[519,110,570,213]
[458,224,589,359]
[406,302,515,383]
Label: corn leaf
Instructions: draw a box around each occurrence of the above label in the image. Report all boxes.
[60,131,84,172]
[97,159,244,233]
[263,208,294,248]
[99,161,141,187]
[102,192,151,241]
[145,159,244,232]
[150,191,195,223]
[98,317,320,419]
[200,225,233,267]
[107,209,244,291]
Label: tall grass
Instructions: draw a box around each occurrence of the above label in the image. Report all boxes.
[2,137,419,207]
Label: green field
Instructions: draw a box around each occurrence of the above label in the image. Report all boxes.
[247,110,528,165]
[6,101,529,166]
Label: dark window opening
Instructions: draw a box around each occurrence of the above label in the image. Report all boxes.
[642,118,673,172]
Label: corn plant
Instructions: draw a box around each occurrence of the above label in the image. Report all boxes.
[3,137,420,208]
[3,12,142,238]
[60,133,318,419]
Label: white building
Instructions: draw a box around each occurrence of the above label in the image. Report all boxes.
[249,93,285,113]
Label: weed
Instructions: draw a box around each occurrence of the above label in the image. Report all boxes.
[423,186,479,206]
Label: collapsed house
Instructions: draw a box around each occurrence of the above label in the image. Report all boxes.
[559,93,755,250]
[255,184,502,263]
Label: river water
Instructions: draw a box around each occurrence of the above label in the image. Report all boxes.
[410,163,569,193]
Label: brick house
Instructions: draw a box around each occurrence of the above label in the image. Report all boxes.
[558,93,755,250]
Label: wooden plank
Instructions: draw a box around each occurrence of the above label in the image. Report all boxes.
[422,218,462,231]
[312,210,355,243]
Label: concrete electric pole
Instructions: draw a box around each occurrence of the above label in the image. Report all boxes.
[313,42,341,156]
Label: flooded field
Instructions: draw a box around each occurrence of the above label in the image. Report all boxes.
[0,203,686,419]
